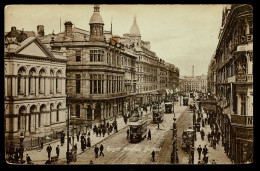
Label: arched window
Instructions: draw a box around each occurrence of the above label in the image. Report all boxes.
[30,105,37,132]
[57,103,61,122]
[50,70,54,94]
[56,70,62,93]
[17,67,26,94]
[29,68,36,94]
[39,104,47,127]
[39,69,46,94]
[18,106,27,131]
[87,105,92,120]
[76,104,80,118]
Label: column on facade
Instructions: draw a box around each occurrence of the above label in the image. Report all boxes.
[25,114,30,136]
[25,76,29,96]
[5,77,7,97]
[246,53,253,75]
[35,77,39,96]
[101,106,104,120]
[12,77,17,96]
[35,113,39,133]
[237,94,241,115]
[53,77,56,95]
[92,108,94,120]
[44,77,48,96]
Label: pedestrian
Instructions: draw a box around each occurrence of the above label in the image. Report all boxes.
[191,147,194,164]
[19,145,24,162]
[126,129,130,138]
[87,137,91,148]
[205,117,208,125]
[68,136,71,145]
[102,128,106,137]
[148,129,151,140]
[213,138,217,149]
[217,131,221,144]
[94,145,99,158]
[200,129,205,140]
[76,132,80,142]
[157,123,160,130]
[46,144,52,160]
[40,138,44,149]
[14,150,19,163]
[56,145,60,157]
[115,124,118,133]
[124,116,127,125]
[26,154,32,164]
[202,145,208,158]
[100,144,104,156]
[151,150,155,162]
[197,145,202,160]
[81,137,85,151]
[207,132,211,142]
[98,128,102,137]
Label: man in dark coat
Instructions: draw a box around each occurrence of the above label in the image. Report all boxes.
[99,144,104,156]
[202,145,208,158]
[151,150,155,162]
[102,128,106,137]
[26,154,32,164]
[40,138,44,149]
[76,132,80,142]
[56,145,60,157]
[148,129,151,140]
[94,145,99,158]
[197,145,202,160]
[200,129,205,140]
[46,144,52,160]
[19,145,24,162]
[126,129,130,138]
[98,128,102,137]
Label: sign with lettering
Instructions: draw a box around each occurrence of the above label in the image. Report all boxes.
[246,116,253,127]
[236,85,247,92]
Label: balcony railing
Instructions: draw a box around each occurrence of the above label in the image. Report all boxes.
[231,114,253,127]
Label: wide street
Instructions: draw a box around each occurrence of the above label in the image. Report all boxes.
[59,99,188,164]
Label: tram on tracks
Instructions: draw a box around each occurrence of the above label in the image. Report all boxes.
[165,101,173,113]
[152,102,164,123]
[129,109,148,143]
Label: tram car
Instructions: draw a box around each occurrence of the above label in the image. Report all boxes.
[181,128,195,151]
[129,111,148,143]
[165,101,173,113]
[183,94,189,106]
[152,103,164,123]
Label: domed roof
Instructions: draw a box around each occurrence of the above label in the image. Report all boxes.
[89,5,104,24]
[130,16,140,35]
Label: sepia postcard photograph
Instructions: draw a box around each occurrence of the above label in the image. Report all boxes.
[3,4,253,165]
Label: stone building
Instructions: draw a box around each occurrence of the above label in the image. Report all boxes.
[4,35,67,141]
[179,74,207,93]
[39,5,138,127]
[207,5,253,163]
[38,5,179,126]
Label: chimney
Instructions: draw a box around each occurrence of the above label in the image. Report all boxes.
[11,26,16,31]
[192,65,194,78]
[64,21,73,37]
[37,25,45,37]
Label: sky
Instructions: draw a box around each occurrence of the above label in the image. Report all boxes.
[5,4,227,76]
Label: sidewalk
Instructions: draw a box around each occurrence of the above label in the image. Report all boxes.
[21,115,129,164]
[193,110,232,164]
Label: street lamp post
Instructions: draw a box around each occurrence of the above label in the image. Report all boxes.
[71,116,76,147]
[172,117,177,164]
[66,100,70,164]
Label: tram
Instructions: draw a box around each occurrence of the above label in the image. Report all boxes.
[181,128,195,151]
[129,110,148,143]
[152,103,164,123]
[165,101,173,113]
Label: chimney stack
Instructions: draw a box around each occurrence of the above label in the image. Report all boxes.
[192,65,194,78]
[64,21,73,37]
[37,25,45,37]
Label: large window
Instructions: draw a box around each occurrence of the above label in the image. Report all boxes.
[241,94,246,116]
[90,50,104,62]
[76,104,80,118]
[76,50,81,62]
[56,70,62,93]
[76,74,81,94]
[90,74,104,94]
[39,69,46,94]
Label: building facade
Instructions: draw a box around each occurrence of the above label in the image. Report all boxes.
[179,74,207,93]
[207,5,253,163]
[27,5,179,127]
[4,35,67,141]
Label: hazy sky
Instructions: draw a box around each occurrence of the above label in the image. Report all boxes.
[5,4,226,76]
